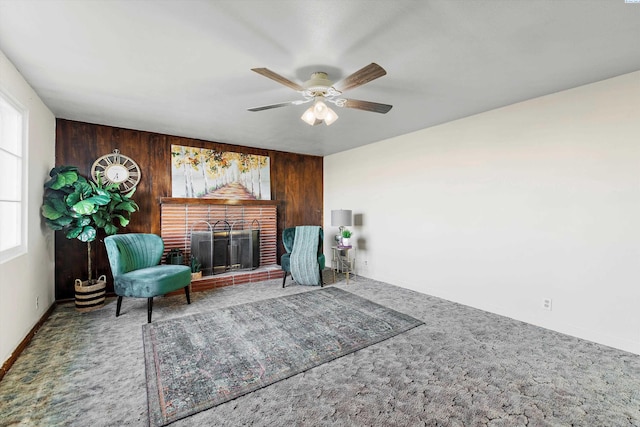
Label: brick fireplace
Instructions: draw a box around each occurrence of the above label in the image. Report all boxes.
[160,198,283,292]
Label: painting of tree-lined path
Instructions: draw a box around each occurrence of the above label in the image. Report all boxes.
[171,145,270,200]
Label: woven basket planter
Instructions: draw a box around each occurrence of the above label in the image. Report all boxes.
[74,274,107,312]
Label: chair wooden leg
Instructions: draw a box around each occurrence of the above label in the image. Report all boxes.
[319,267,324,287]
[282,272,288,288]
[116,296,123,317]
[184,285,191,304]
[147,297,153,323]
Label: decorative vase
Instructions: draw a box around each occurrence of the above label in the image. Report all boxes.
[74,274,106,312]
[191,271,202,280]
[167,249,184,265]
[341,238,350,247]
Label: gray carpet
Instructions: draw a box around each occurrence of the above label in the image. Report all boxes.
[1,274,640,426]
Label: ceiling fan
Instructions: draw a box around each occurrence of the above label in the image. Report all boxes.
[248,63,392,126]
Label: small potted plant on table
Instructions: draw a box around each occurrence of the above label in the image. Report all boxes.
[341,229,353,247]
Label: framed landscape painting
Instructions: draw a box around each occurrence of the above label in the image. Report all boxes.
[171,145,270,200]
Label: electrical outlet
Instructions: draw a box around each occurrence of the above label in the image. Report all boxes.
[36,296,39,309]
[542,298,552,311]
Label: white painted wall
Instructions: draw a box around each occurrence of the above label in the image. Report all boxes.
[325,71,640,354]
[0,49,56,366]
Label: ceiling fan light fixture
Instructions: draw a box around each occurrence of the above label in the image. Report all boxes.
[252,63,389,126]
[313,99,329,119]
[323,107,339,126]
[301,98,339,126]
[301,107,320,125]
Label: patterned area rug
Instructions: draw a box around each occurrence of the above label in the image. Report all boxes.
[142,287,424,426]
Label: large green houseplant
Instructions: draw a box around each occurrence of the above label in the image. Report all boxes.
[41,165,139,308]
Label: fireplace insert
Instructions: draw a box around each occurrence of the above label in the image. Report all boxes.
[190,221,260,276]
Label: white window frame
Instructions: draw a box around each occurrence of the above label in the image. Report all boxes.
[0,87,28,264]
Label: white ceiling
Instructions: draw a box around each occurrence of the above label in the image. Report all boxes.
[1,0,639,156]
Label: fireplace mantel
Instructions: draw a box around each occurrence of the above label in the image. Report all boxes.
[160,197,281,206]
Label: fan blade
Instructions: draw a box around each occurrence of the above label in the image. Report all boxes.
[251,68,304,91]
[342,99,393,114]
[333,63,387,93]
[248,102,296,112]
[247,99,310,112]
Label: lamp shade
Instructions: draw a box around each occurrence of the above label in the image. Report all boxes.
[324,107,338,126]
[331,209,352,227]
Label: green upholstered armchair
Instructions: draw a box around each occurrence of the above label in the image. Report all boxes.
[104,233,191,323]
[281,226,325,287]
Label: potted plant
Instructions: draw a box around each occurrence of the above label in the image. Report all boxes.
[341,229,353,247]
[190,255,202,280]
[41,165,139,311]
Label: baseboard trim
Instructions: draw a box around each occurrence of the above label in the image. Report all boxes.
[0,302,56,383]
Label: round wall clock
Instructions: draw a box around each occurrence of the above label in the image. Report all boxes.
[91,149,141,192]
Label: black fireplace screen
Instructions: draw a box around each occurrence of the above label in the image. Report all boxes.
[190,221,260,276]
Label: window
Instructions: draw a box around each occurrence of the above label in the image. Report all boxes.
[0,89,27,263]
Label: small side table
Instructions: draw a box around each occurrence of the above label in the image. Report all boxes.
[332,245,355,284]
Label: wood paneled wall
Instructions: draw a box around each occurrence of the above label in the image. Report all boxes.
[54,119,323,300]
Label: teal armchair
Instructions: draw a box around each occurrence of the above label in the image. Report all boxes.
[104,233,191,323]
[281,226,325,287]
